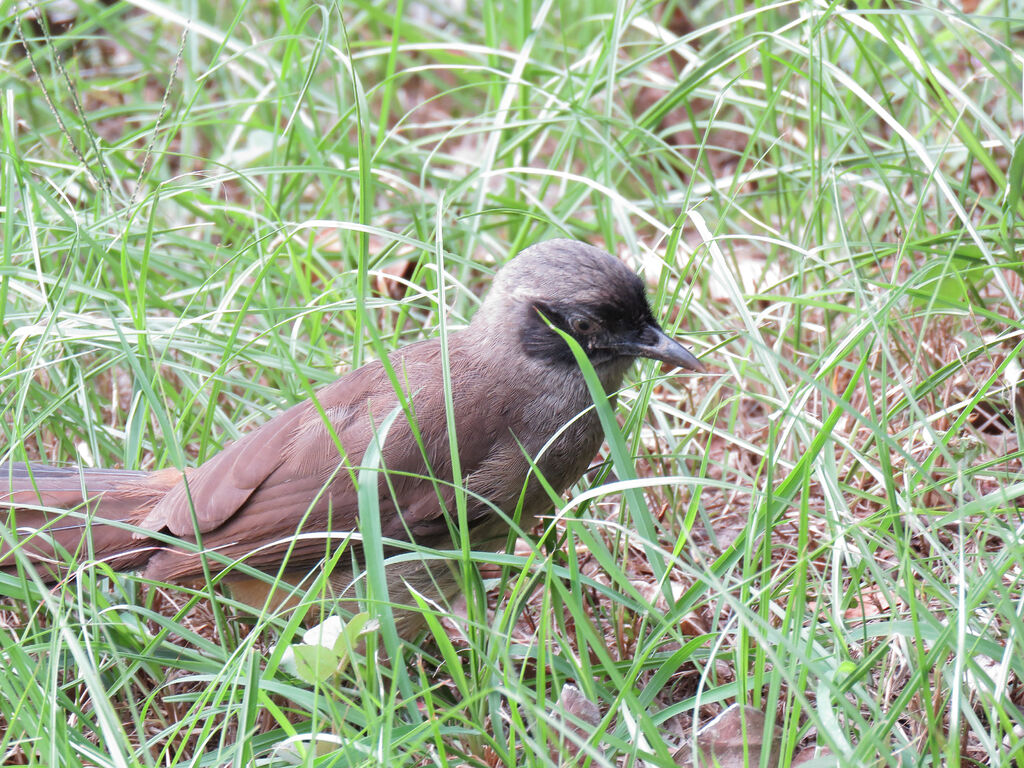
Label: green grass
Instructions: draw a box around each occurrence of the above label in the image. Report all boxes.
[2,0,1023,765]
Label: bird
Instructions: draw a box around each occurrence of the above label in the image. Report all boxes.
[0,239,703,633]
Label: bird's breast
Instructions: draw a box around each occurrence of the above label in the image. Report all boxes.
[459,360,611,526]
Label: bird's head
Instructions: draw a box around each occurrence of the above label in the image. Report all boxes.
[474,239,704,380]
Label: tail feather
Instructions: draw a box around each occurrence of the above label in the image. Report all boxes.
[0,462,173,577]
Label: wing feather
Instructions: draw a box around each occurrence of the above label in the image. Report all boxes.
[143,335,503,582]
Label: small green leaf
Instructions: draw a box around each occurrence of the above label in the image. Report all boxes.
[332,611,375,656]
[913,256,974,306]
[291,643,343,686]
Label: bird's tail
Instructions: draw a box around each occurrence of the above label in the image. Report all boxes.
[0,462,179,578]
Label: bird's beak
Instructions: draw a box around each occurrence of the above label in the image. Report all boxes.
[618,323,706,373]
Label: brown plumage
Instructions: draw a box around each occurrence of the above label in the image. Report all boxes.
[1,239,703,630]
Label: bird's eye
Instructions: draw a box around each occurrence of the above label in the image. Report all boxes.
[570,315,596,334]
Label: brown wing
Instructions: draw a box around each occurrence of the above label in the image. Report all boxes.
[139,403,308,537]
[141,335,503,582]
